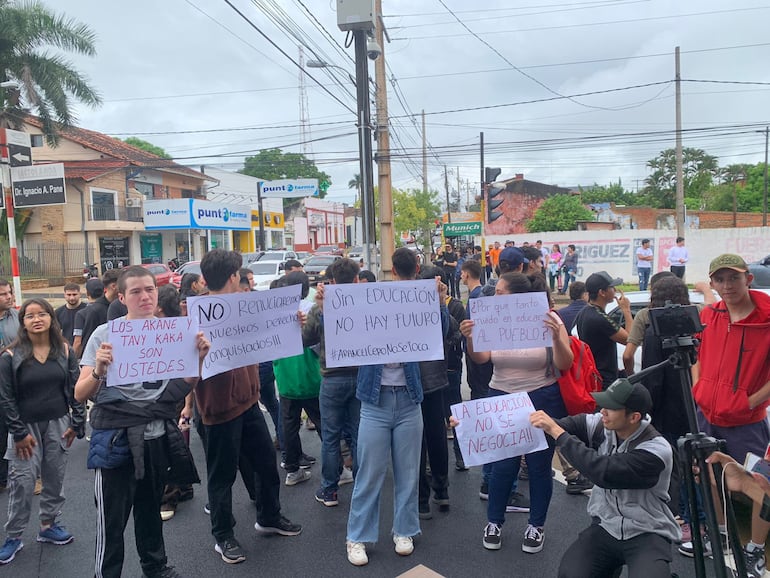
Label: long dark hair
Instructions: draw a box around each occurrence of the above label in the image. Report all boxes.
[12,298,67,361]
[498,272,552,307]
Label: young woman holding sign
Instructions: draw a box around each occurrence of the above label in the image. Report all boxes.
[0,298,85,564]
[459,273,572,556]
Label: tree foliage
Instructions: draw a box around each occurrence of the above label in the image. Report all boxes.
[123,137,170,159]
[392,188,441,249]
[578,180,644,206]
[0,0,102,145]
[240,148,330,199]
[527,194,594,233]
[641,148,719,209]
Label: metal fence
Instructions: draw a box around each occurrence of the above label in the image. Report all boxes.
[0,241,88,285]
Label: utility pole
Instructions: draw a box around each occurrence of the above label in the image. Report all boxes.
[444,165,451,222]
[422,110,427,194]
[675,46,684,237]
[374,0,393,279]
[354,30,376,273]
[457,166,462,211]
[762,126,770,227]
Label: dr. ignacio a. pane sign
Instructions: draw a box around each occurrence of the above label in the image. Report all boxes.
[188,284,304,379]
[11,163,66,207]
[468,292,552,352]
[322,279,445,368]
[451,392,548,467]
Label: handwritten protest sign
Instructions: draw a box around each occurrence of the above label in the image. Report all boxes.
[451,392,547,467]
[189,285,303,379]
[323,279,444,368]
[107,317,200,387]
[468,292,551,352]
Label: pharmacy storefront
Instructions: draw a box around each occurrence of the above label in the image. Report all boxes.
[143,199,251,263]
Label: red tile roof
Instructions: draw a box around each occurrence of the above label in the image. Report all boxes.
[23,115,213,182]
[60,160,130,181]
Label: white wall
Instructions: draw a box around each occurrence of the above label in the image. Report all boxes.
[481,227,770,284]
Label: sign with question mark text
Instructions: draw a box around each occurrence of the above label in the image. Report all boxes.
[468,292,552,352]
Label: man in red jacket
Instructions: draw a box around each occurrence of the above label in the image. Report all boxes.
[693,253,770,578]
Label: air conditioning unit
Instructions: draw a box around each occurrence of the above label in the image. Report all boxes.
[126,198,142,208]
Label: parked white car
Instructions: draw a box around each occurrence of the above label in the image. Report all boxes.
[248,260,284,290]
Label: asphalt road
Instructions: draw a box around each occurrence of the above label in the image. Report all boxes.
[0,417,706,578]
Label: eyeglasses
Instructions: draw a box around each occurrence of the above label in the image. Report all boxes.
[23,312,50,321]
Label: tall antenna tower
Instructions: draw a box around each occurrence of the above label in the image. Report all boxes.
[298,45,312,156]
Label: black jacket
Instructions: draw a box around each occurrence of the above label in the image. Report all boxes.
[0,346,86,442]
[89,379,199,483]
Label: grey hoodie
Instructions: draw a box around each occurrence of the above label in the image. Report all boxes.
[555,412,681,543]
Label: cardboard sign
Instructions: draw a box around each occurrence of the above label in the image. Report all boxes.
[189,285,303,379]
[451,392,548,467]
[323,279,444,368]
[468,292,552,352]
[107,317,200,386]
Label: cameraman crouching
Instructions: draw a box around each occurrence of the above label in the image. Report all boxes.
[530,380,680,577]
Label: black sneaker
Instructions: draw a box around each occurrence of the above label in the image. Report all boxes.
[483,522,502,550]
[254,516,302,536]
[432,489,450,512]
[455,458,469,471]
[522,524,544,554]
[314,488,339,507]
[419,502,432,520]
[565,475,593,495]
[743,545,766,578]
[505,492,530,513]
[479,482,489,501]
[299,454,316,469]
[214,538,246,564]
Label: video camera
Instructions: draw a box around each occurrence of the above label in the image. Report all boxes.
[649,301,704,339]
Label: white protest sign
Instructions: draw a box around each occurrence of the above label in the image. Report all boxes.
[451,392,548,467]
[189,285,303,379]
[107,317,200,387]
[468,292,552,352]
[323,279,444,368]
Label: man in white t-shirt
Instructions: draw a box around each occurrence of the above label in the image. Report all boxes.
[635,239,653,291]
[666,237,688,279]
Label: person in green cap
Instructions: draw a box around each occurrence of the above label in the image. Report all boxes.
[691,253,770,577]
[529,379,680,577]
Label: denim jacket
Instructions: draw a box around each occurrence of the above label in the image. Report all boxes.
[356,363,424,406]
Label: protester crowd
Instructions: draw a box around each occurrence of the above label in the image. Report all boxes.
[0,242,768,578]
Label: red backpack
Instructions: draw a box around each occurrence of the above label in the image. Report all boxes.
[558,336,603,415]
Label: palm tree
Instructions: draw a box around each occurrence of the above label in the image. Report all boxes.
[348,173,361,202]
[0,0,101,145]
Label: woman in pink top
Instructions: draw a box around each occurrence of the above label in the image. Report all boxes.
[460,273,572,556]
[548,244,562,292]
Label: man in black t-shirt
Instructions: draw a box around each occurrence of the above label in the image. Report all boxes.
[54,283,87,346]
[75,270,119,357]
[576,271,632,389]
[440,243,459,299]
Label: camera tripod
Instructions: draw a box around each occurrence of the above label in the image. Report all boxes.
[628,335,746,578]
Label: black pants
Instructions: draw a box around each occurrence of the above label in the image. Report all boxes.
[466,354,492,400]
[280,396,322,472]
[419,388,449,504]
[670,265,685,279]
[0,419,7,485]
[195,405,256,500]
[94,436,169,578]
[558,524,672,578]
[203,404,281,543]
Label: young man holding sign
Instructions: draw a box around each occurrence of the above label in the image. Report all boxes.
[75,266,210,578]
[194,249,302,565]
[529,380,680,577]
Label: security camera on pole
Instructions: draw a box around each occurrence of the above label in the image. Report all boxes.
[337,0,378,273]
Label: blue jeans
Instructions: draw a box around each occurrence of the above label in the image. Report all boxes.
[320,374,360,492]
[487,383,567,528]
[561,269,576,294]
[347,387,423,543]
[638,268,651,291]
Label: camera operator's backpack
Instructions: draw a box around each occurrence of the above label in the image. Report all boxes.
[558,336,602,415]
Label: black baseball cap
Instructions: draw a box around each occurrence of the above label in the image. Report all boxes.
[499,247,528,269]
[592,379,652,415]
[85,278,104,298]
[585,271,622,294]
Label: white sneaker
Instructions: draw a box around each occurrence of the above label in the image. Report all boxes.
[393,535,414,556]
[285,469,311,486]
[339,466,354,486]
[347,541,368,566]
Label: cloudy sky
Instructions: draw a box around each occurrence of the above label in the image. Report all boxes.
[47,0,770,206]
